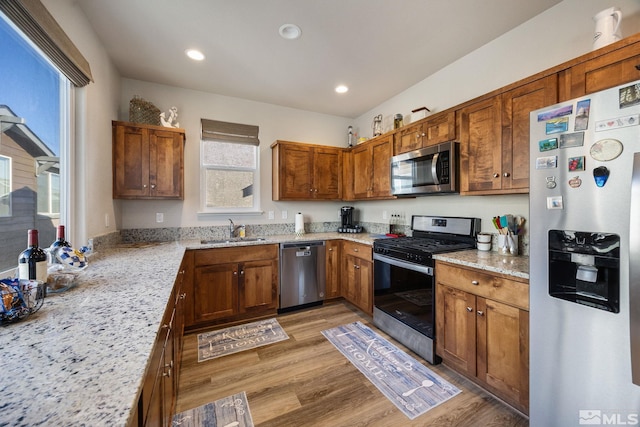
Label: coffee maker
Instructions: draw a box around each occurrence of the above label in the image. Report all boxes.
[338,206,363,233]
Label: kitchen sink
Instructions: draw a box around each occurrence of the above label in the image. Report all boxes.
[200,237,267,244]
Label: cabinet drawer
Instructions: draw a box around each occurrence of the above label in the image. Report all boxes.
[437,262,528,310]
[341,241,372,261]
[194,244,278,266]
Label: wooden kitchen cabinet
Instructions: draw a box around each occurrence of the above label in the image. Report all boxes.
[341,241,373,315]
[393,110,456,155]
[112,121,185,199]
[185,245,278,329]
[271,140,342,200]
[458,75,556,194]
[351,134,394,200]
[435,261,529,414]
[325,240,341,299]
[133,263,186,427]
[559,37,640,101]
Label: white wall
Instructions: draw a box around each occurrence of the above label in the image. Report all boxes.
[349,0,640,233]
[42,0,122,245]
[118,80,352,229]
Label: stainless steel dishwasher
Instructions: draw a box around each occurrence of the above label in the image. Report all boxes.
[279,241,326,312]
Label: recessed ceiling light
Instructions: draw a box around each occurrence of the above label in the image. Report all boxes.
[335,85,349,94]
[279,24,302,40]
[185,49,205,61]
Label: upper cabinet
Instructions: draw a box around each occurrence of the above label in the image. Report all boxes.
[271,140,342,201]
[350,134,394,200]
[393,110,456,155]
[458,75,557,195]
[559,37,640,101]
[112,121,185,199]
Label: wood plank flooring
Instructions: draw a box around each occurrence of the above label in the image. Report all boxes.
[176,301,529,426]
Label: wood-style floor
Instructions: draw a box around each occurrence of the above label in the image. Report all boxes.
[176,301,529,427]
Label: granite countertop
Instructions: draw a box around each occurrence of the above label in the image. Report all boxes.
[0,241,186,427]
[187,232,378,249]
[434,249,529,280]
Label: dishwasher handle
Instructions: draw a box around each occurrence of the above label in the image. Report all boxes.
[280,241,326,250]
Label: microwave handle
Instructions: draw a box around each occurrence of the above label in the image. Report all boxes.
[431,152,440,185]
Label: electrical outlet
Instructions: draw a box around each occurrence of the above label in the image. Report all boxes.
[383,210,388,220]
[282,210,288,219]
[105,213,110,228]
[156,212,164,223]
[268,211,275,220]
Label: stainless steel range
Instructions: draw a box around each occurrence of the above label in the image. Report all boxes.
[373,215,480,364]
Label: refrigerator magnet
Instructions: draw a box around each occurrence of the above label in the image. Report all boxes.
[537,105,573,121]
[595,114,639,131]
[536,156,557,169]
[619,83,640,108]
[559,132,584,148]
[545,117,569,134]
[539,138,558,152]
[574,100,591,131]
[568,156,585,171]
[568,176,582,188]
[546,196,564,210]
[590,138,623,161]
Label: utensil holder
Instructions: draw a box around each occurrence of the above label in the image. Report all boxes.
[498,234,518,256]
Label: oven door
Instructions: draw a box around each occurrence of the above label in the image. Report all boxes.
[373,253,435,338]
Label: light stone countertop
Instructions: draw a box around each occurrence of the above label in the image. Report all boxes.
[0,241,187,427]
[0,233,527,426]
[434,249,530,280]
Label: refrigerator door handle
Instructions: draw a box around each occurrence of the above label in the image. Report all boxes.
[630,152,640,386]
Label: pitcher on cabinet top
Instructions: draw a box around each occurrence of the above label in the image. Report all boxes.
[593,7,622,50]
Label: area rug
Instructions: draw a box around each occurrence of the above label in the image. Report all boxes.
[172,391,254,427]
[322,321,461,420]
[198,318,289,362]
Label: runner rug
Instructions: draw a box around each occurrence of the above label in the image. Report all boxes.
[198,318,289,362]
[172,391,254,427]
[321,321,461,420]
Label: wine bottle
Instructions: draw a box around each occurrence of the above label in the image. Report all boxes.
[18,229,48,283]
[49,225,70,263]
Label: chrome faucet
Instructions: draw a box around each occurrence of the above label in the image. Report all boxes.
[228,218,235,238]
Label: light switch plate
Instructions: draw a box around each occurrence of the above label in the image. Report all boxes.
[282,210,288,219]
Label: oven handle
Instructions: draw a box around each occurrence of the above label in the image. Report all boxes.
[373,253,434,276]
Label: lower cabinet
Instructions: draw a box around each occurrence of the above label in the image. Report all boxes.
[435,261,529,414]
[325,240,341,299]
[341,241,373,315]
[184,245,278,329]
[132,265,186,427]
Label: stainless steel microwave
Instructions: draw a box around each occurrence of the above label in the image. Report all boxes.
[390,141,458,196]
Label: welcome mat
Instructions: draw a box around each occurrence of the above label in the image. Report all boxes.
[198,318,289,362]
[172,391,254,427]
[322,321,461,420]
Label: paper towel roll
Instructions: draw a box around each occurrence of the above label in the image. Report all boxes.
[294,212,305,235]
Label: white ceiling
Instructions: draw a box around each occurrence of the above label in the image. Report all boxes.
[76,0,562,118]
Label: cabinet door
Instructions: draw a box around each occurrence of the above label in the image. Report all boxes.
[394,123,423,154]
[459,96,503,193]
[476,297,529,413]
[352,144,372,199]
[355,258,373,315]
[193,263,239,322]
[149,129,184,199]
[342,254,358,305]
[239,259,278,313]
[325,240,341,298]
[313,147,342,199]
[423,110,456,147]
[435,284,477,376]
[501,76,557,192]
[279,144,313,199]
[369,136,392,198]
[113,124,150,198]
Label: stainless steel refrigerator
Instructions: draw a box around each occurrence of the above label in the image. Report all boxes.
[529,80,640,426]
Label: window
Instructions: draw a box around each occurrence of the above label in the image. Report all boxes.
[200,119,260,214]
[0,12,71,274]
[0,155,10,217]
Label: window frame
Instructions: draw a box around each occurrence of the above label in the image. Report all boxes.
[199,138,262,215]
[0,154,12,217]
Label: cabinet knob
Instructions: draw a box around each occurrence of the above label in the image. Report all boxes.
[233,271,238,276]
[143,184,147,188]
[354,264,359,269]
[179,293,186,299]
[471,280,479,286]
[354,248,359,252]
[163,367,172,378]
[151,184,156,189]
[493,173,500,178]
[635,64,640,71]
[328,248,333,252]
[466,306,473,312]
[240,270,244,275]
[477,310,484,316]
[503,172,510,177]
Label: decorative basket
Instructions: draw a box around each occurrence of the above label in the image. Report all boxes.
[0,278,45,324]
[129,96,161,126]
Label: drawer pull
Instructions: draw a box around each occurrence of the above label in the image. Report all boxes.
[635,64,640,71]
[466,306,473,312]
[471,280,479,286]
[477,310,484,316]
[493,173,500,178]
